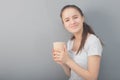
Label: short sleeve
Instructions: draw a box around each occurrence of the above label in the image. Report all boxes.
[87,35,103,56]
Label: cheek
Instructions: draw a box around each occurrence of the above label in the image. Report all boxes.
[63,22,69,28]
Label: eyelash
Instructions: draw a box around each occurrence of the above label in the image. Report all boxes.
[64,16,78,22]
[65,20,69,22]
[73,16,78,19]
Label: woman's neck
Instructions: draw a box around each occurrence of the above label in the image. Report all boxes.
[74,30,82,41]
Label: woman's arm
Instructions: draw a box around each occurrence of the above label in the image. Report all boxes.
[60,63,71,77]
[52,48,71,77]
[53,45,101,80]
[66,55,101,80]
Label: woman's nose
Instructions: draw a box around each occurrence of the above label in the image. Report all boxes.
[70,19,75,24]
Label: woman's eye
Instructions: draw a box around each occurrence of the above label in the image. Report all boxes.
[73,16,78,19]
[65,20,69,22]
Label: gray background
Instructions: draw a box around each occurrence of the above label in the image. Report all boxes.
[0,0,120,80]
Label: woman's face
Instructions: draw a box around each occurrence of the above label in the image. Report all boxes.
[62,8,84,34]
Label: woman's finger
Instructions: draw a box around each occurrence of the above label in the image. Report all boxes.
[64,45,67,52]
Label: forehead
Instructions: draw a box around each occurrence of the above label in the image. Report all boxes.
[62,8,81,18]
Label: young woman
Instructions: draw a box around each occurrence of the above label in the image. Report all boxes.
[52,5,103,80]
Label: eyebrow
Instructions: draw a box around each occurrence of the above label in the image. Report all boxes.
[64,15,78,20]
[72,15,78,17]
[64,17,69,20]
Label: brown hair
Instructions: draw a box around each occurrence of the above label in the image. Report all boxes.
[60,5,103,54]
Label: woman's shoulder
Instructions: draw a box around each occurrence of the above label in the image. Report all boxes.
[87,34,100,42]
[88,34,98,39]
[85,34,101,47]
[85,34,103,56]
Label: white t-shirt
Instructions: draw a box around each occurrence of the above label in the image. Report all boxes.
[67,34,103,80]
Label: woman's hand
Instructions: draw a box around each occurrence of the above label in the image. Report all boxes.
[52,45,71,65]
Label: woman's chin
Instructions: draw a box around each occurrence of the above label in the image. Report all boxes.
[69,29,80,33]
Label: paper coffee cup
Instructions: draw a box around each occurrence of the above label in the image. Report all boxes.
[53,42,65,50]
